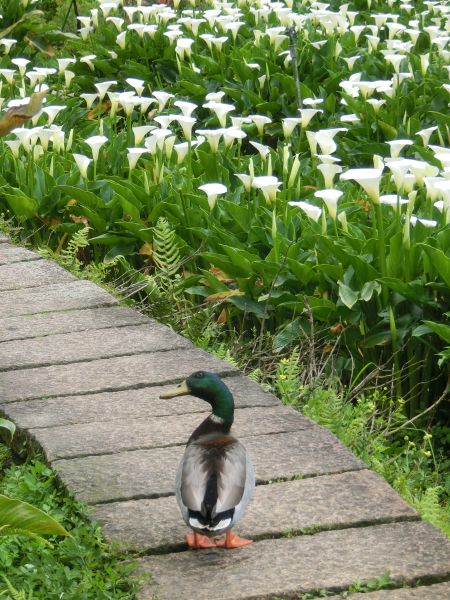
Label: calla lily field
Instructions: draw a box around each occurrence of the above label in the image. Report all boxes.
[0,0,449,420]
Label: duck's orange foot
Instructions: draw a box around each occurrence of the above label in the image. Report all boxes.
[216,530,253,549]
[186,531,217,549]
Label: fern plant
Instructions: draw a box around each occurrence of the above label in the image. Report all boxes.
[38,226,90,276]
[152,217,180,276]
[1,576,34,600]
[274,348,302,405]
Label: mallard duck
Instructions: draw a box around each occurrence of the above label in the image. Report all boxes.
[160,371,255,549]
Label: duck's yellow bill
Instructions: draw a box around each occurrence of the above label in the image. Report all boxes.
[160,380,190,399]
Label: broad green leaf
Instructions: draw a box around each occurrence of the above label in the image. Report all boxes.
[378,120,398,139]
[421,321,450,344]
[0,495,70,543]
[360,281,381,302]
[273,317,311,352]
[221,245,254,277]
[0,419,15,441]
[420,244,450,288]
[228,295,271,318]
[338,281,359,309]
[3,189,37,219]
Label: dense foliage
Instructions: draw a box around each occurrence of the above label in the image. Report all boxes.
[0,0,448,417]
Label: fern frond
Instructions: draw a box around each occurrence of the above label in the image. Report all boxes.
[60,226,90,271]
[1,576,32,600]
[152,217,180,276]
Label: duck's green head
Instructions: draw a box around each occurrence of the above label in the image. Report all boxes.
[160,371,234,422]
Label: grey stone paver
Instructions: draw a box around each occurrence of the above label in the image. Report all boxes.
[0,324,192,370]
[0,376,279,429]
[0,243,40,265]
[53,429,364,504]
[0,306,149,342]
[93,470,418,553]
[136,521,450,600]
[326,582,450,600]
[0,259,75,291]
[29,406,312,460]
[0,235,8,243]
[0,280,117,318]
[0,348,239,403]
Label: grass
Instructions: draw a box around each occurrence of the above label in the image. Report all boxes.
[0,448,144,599]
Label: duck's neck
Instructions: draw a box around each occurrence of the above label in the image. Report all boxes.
[189,386,235,442]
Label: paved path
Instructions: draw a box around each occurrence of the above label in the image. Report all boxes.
[0,237,449,600]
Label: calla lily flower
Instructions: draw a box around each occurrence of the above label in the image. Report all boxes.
[379,194,409,210]
[387,139,413,158]
[127,148,148,171]
[315,189,343,221]
[288,201,322,222]
[249,114,272,136]
[249,141,270,160]
[174,100,197,117]
[95,81,117,101]
[85,135,108,162]
[173,115,196,141]
[282,117,301,138]
[73,153,91,179]
[252,176,282,203]
[196,129,223,153]
[203,101,234,127]
[199,183,227,209]
[341,168,384,203]
[235,173,253,192]
[152,91,174,111]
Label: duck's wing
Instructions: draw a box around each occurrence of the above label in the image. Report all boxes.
[179,435,250,516]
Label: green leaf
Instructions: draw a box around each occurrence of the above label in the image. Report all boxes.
[360,281,381,302]
[228,295,271,318]
[0,418,15,442]
[421,321,450,344]
[338,281,359,309]
[0,495,70,543]
[3,189,37,219]
[420,244,450,288]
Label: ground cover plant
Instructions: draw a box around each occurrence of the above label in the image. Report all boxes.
[0,430,142,599]
[0,0,449,588]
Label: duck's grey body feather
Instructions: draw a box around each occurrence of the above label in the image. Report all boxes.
[175,431,255,536]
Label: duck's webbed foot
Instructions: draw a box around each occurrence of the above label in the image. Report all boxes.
[186,531,217,549]
[215,530,252,549]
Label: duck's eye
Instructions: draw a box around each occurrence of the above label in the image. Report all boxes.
[195,371,204,379]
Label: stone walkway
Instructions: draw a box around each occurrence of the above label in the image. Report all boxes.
[0,237,449,600]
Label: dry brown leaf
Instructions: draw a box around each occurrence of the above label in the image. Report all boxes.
[87,101,111,120]
[216,307,228,324]
[209,266,235,284]
[139,242,154,257]
[70,214,89,225]
[0,90,47,138]
[206,289,243,302]
[330,322,344,334]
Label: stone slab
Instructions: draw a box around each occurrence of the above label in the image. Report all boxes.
[0,280,117,318]
[1,376,279,429]
[0,235,8,243]
[93,470,418,553]
[0,259,75,291]
[53,429,364,504]
[326,582,450,600]
[0,348,239,403]
[136,522,450,600]
[0,306,150,343]
[0,243,40,265]
[0,323,192,371]
[29,405,311,460]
